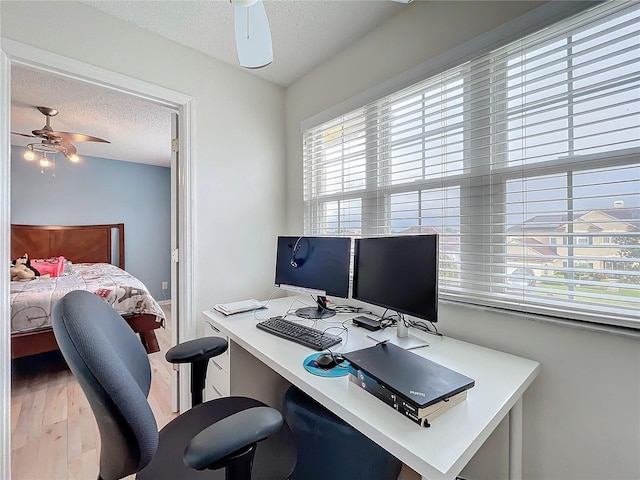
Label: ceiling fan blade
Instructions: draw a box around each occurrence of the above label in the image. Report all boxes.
[59,141,77,156]
[234,0,273,69]
[11,131,37,138]
[31,130,110,143]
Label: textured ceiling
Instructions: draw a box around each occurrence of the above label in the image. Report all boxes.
[80,0,405,87]
[10,0,408,167]
[11,66,173,167]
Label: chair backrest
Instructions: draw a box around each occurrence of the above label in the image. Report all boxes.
[52,290,159,480]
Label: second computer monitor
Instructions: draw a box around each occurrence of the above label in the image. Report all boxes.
[274,236,351,319]
[353,234,439,323]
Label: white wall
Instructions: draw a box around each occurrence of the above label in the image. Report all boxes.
[1,1,287,332]
[285,2,640,479]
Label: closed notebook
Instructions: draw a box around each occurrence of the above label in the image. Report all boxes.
[343,342,474,409]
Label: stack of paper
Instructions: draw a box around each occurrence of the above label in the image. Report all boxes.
[212,299,266,316]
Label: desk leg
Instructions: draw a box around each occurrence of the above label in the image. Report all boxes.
[509,398,523,480]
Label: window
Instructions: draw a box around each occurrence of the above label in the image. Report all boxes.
[303,1,640,329]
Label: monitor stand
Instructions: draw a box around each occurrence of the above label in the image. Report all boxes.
[295,296,336,320]
[366,320,428,350]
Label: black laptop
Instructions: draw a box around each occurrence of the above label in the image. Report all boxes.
[342,342,475,409]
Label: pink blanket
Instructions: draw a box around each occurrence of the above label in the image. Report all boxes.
[32,256,65,277]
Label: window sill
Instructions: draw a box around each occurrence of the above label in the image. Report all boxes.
[441,298,640,341]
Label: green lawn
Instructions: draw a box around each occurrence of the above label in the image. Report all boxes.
[538,281,640,306]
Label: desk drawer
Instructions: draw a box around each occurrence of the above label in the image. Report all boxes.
[204,319,230,398]
[205,321,230,373]
[207,359,230,397]
[205,377,224,401]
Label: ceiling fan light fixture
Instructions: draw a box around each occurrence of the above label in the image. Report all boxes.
[13,106,104,176]
[27,142,63,155]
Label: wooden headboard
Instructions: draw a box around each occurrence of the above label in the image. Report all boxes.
[11,224,125,270]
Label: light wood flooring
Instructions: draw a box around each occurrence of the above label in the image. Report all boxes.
[11,304,176,480]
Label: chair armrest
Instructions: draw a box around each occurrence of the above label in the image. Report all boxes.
[166,337,229,407]
[183,406,284,471]
[165,337,228,364]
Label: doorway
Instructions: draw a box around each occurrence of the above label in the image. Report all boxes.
[1,39,196,477]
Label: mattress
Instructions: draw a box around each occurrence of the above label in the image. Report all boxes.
[10,262,165,334]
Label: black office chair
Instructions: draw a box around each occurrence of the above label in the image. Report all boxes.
[52,290,296,480]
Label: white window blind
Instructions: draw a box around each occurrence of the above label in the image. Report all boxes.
[302,0,640,329]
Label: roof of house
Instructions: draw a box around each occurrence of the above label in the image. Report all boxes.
[509,237,557,256]
[597,208,640,230]
[508,207,640,233]
[508,215,568,233]
[400,225,441,235]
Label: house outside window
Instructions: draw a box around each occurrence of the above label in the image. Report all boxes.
[303,1,640,329]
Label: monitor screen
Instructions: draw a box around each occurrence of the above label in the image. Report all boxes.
[274,236,351,299]
[353,235,439,323]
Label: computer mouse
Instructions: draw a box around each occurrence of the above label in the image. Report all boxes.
[315,353,343,370]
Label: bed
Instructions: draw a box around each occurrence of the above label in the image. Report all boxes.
[10,223,165,359]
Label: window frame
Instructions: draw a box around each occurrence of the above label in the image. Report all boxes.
[302,1,640,330]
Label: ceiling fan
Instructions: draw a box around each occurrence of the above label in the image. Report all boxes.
[231,0,413,70]
[11,106,110,163]
[232,0,273,69]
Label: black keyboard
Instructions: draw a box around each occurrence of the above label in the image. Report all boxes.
[256,317,342,351]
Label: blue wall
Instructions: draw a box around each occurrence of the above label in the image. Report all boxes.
[11,146,171,301]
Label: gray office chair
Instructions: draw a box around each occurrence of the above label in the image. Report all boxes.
[52,290,296,480]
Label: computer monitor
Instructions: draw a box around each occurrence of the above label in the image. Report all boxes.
[353,234,439,325]
[274,236,351,319]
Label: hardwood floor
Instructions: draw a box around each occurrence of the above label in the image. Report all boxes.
[11,304,176,480]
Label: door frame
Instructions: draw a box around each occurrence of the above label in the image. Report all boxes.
[0,39,196,477]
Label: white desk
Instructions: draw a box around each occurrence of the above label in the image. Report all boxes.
[203,296,540,480]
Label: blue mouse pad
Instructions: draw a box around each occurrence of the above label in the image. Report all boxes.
[303,352,351,377]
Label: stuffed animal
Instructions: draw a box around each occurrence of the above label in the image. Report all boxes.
[10,253,50,281]
[11,257,35,281]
